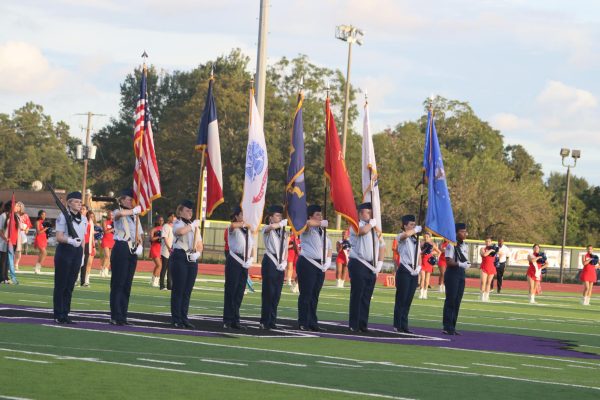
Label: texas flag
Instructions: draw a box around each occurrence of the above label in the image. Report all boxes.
[196,77,224,217]
[324,98,359,233]
[242,90,268,233]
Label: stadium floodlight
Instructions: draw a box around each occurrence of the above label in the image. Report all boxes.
[335,25,364,46]
[558,147,581,283]
[571,149,581,159]
[560,148,570,158]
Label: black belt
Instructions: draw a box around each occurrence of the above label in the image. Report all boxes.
[300,255,321,262]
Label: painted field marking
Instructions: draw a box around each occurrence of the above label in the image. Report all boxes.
[473,363,517,370]
[200,359,248,366]
[137,358,186,365]
[317,361,362,368]
[521,364,563,370]
[33,328,600,393]
[567,364,599,370]
[258,360,307,367]
[424,362,469,369]
[0,394,35,400]
[17,300,46,304]
[4,356,51,364]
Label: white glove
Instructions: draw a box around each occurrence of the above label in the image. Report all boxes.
[414,226,422,233]
[243,257,254,269]
[190,219,201,229]
[375,260,384,273]
[278,261,287,271]
[369,219,377,228]
[135,244,143,256]
[67,238,82,247]
[188,251,201,262]
[320,220,329,228]
[458,261,471,269]
[410,266,421,276]
[132,206,142,215]
[322,257,332,272]
[279,219,288,228]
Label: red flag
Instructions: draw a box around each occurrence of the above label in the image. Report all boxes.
[324,98,359,232]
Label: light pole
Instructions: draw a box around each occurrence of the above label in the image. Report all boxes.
[335,24,364,229]
[558,148,581,283]
[75,138,97,206]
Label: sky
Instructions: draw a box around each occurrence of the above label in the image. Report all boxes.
[1,0,599,185]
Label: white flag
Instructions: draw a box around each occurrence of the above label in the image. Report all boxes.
[241,91,268,233]
[362,101,382,228]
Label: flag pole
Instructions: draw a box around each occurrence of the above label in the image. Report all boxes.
[413,98,434,268]
[322,84,330,264]
[245,79,255,263]
[365,92,377,270]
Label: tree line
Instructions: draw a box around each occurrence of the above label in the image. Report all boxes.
[0,49,598,246]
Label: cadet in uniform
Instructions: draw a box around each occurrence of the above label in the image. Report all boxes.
[109,189,142,326]
[297,204,331,332]
[223,206,254,330]
[170,200,202,329]
[348,202,384,332]
[393,215,421,333]
[259,205,288,330]
[442,223,470,335]
[53,191,87,324]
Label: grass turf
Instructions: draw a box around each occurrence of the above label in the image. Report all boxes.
[0,267,599,400]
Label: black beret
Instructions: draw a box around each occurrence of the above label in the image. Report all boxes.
[358,202,372,211]
[268,205,284,215]
[179,200,194,210]
[230,205,243,219]
[455,223,467,231]
[67,191,82,200]
[401,214,416,224]
[119,188,134,198]
[307,204,322,217]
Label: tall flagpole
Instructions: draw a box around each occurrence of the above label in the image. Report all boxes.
[365,92,377,270]
[322,84,330,264]
[134,51,149,247]
[255,0,269,124]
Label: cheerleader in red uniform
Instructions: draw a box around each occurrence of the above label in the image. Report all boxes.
[419,232,440,299]
[479,237,497,302]
[335,229,351,288]
[149,217,163,287]
[580,245,599,305]
[526,244,547,304]
[287,233,301,293]
[100,215,115,277]
[438,240,448,293]
[81,211,98,287]
[33,210,49,274]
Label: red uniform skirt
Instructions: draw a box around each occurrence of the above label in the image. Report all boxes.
[34,232,47,249]
[101,232,115,249]
[527,263,541,281]
[438,250,446,268]
[480,255,496,275]
[580,264,597,282]
[336,250,348,265]
[421,254,434,273]
[149,242,161,259]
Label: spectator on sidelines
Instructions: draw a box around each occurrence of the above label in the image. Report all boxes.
[527,244,548,304]
[580,245,599,306]
[14,202,31,272]
[80,211,98,287]
[418,232,440,299]
[490,238,510,293]
[149,217,163,287]
[335,229,351,288]
[100,213,115,277]
[34,210,49,274]
[437,240,448,293]
[160,213,176,291]
[0,202,11,283]
[287,233,300,293]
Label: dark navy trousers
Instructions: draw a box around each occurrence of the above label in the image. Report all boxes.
[170,249,198,324]
[53,243,83,320]
[110,241,138,322]
[296,256,325,329]
[223,254,248,325]
[443,266,465,333]
[348,259,377,330]
[260,255,284,328]
[160,255,172,290]
[393,266,418,331]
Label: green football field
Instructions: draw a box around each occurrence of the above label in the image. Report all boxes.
[0,267,599,400]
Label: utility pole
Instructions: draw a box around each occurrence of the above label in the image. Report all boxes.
[75,112,105,206]
[255,0,269,123]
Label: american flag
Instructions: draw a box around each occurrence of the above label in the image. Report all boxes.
[133,65,161,214]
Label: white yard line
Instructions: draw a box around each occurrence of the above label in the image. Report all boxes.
[5,356,51,364]
[258,360,307,367]
[200,359,248,366]
[17,300,46,304]
[521,364,563,370]
[317,361,362,368]
[423,362,469,369]
[473,363,517,370]
[567,364,599,370]
[137,358,185,365]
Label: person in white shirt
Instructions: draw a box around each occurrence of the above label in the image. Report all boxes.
[159,213,176,291]
[490,237,510,293]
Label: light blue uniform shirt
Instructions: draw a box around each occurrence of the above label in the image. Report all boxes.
[112,210,142,242]
[445,242,469,264]
[300,226,331,261]
[396,232,417,267]
[228,227,252,256]
[349,221,384,263]
[55,212,87,241]
[172,220,201,251]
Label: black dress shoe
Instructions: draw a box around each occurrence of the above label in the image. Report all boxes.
[310,326,326,332]
[182,321,195,329]
[454,331,462,336]
[122,321,134,326]
[231,323,246,330]
[402,329,413,334]
[269,324,278,330]
[172,322,184,329]
[442,330,455,335]
[54,318,65,324]
[298,325,309,331]
[349,327,359,333]
[109,319,118,326]
[259,323,270,330]
[64,318,77,325]
[359,327,370,333]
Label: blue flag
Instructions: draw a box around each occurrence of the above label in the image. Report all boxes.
[423,110,456,243]
[286,93,307,234]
